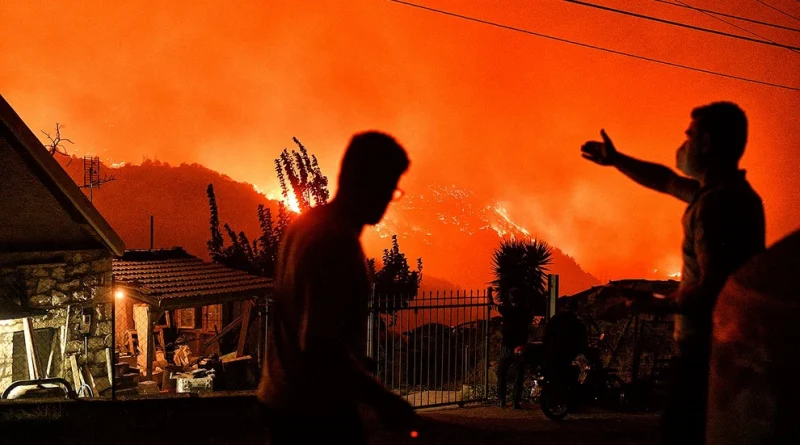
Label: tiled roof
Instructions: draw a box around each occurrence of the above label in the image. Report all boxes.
[112,248,271,310]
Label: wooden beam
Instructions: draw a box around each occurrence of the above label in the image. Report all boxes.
[202,313,244,349]
[22,318,41,380]
[236,301,253,358]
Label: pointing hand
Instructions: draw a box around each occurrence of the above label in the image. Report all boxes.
[581,129,617,166]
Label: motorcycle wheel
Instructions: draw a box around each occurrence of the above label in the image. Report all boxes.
[540,383,570,420]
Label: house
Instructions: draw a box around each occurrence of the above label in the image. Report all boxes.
[0,94,125,399]
[112,247,272,393]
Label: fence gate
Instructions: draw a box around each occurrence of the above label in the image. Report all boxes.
[366,288,492,409]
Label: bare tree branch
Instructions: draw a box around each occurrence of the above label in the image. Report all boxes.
[41,123,74,156]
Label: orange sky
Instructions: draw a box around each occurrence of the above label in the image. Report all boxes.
[2,0,798,280]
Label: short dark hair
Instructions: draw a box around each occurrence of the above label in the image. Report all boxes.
[691,102,748,166]
[338,131,410,191]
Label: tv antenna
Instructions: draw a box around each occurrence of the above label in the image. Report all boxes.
[80,156,115,202]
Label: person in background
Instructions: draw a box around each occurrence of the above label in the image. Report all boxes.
[496,287,534,409]
[542,297,588,384]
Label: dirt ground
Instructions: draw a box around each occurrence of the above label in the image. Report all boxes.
[1,397,661,444]
[365,405,662,445]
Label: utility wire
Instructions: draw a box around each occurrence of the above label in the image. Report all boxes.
[387,0,799,92]
[652,0,800,33]
[672,0,800,55]
[752,0,800,23]
[564,0,800,51]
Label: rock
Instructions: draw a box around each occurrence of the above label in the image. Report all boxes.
[88,337,106,351]
[51,267,66,280]
[36,278,57,294]
[29,294,52,307]
[66,340,84,354]
[57,279,81,292]
[33,268,50,278]
[67,263,90,277]
[96,320,112,336]
[52,291,70,306]
[72,291,91,302]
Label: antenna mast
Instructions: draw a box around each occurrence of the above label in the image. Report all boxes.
[80,156,115,202]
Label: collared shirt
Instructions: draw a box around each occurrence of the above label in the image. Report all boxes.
[675,170,765,343]
[257,203,370,413]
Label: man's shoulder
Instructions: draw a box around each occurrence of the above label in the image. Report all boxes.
[696,181,763,214]
[285,206,359,256]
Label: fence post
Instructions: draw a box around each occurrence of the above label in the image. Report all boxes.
[484,287,492,400]
[547,274,560,319]
[145,306,154,380]
[366,283,376,361]
[111,275,116,401]
[264,297,271,371]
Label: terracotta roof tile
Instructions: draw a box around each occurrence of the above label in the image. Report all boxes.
[112,248,272,310]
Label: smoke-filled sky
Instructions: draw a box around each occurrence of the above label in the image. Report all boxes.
[2,0,799,280]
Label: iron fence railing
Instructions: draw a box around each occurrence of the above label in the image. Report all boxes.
[367,289,493,409]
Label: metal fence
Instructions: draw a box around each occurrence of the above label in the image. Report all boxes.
[367,288,493,409]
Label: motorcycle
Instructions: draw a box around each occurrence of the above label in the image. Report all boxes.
[534,349,625,420]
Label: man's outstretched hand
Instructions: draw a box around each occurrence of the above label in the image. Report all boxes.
[581,129,617,166]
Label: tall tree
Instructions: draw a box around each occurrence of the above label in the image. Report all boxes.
[207,138,328,278]
[491,238,553,315]
[206,184,225,262]
[274,137,330,212]
[367,235,423,312]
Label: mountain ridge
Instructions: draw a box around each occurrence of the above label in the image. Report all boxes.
[56,156,600,295]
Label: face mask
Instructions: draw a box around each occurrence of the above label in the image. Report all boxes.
[676,142,690,175]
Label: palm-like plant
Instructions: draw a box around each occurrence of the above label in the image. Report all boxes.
[490,238,553,315]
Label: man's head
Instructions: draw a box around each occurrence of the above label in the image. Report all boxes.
[676,102,748,179]
[557,297,578,314]
[336,131,410,225]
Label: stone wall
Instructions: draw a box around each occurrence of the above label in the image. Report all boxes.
[0,249,113,398]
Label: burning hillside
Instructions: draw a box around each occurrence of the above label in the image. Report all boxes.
[55,156,599,294]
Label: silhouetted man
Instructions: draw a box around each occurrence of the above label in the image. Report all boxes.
[581,102,765,445]
[257,131,418,445]
[542,297,588,382]
[496,287,533,409]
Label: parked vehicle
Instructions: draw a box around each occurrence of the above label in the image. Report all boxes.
[535,348,625,420]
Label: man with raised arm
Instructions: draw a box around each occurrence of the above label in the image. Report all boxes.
[580,102,765,444]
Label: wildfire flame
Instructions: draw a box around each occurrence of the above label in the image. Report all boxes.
[258,185,302,214]
[490,205,530,238]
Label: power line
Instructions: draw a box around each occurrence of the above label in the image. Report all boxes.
[652,0,800,33]
[387,0,799,92]
[752,0,800,24]
[564,0,800,51]
[671,0,800,55]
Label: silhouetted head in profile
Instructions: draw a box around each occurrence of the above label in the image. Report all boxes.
[677,101,748,181]
[333,131,410,226]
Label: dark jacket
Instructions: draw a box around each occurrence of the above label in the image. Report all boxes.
[499,304,533,346]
